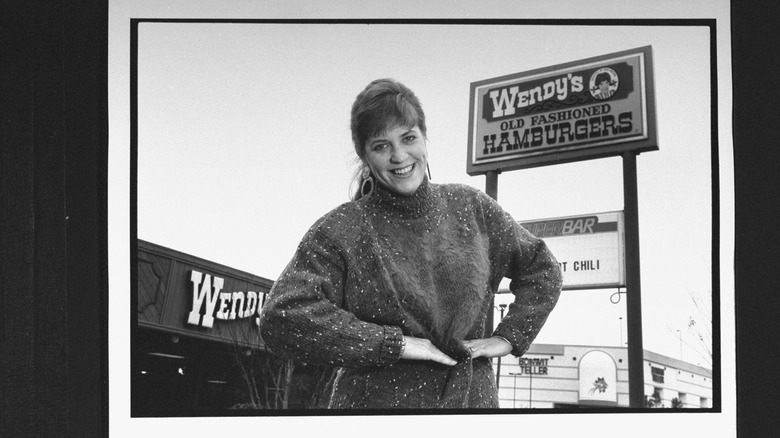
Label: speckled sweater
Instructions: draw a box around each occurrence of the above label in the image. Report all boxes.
[258,178,562,409]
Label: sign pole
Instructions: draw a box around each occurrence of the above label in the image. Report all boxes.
[495,305,506,390]
[485,170,499,200]
[622,151,646,408]
[484,171,499,339]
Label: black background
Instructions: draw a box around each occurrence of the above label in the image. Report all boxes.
[1,1,106,436]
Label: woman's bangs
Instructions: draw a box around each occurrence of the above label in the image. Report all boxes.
[370,101,419,138]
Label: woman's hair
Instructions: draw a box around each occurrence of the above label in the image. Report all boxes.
[349,78,427,199]
[351,78,427,159]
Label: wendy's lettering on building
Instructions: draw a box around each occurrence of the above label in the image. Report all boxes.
[186,270,266,329]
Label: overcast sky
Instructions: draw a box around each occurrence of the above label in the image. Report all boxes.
[110,1,734,436]
[134,20,712,362]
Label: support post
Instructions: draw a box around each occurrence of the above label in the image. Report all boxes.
[495,305,506,390]
[622,152,646,408]
[484,171,499,339]
[485,170,499,200]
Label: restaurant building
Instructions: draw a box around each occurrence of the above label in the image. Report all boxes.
[133,240,331,415]
[134,240,712,414]
[497,343,713,409]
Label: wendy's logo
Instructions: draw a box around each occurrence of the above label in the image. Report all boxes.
[589,68,619,100]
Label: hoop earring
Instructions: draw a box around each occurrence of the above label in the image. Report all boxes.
[360,174,374,198]
[427,163,432,180]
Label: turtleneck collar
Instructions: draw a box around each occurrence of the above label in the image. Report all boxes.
[362,176,440,220]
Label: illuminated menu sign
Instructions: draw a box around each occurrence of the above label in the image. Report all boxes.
[520,211,626,290]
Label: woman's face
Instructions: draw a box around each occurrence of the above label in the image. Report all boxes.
[363,124,427,196]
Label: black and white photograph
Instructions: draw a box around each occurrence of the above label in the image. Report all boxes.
[109,1,735,436]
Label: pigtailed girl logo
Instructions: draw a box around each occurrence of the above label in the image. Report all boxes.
[589,67,619,100]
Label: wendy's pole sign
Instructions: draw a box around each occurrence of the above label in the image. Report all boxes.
[467,46,657,175]
[469,46,657,408]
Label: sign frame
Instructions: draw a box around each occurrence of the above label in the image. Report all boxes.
[467,46,657,175]
[520,210,626,291]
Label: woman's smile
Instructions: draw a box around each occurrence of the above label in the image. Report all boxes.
[363,125,427,196]
[390,163,415,176]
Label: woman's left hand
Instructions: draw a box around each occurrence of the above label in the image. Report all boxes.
[463,337,513,359]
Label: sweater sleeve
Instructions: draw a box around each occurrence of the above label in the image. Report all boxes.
[258,223,405,368]
[477,192,563,357]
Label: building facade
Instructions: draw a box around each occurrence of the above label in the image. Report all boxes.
[496,343,713,409]
[134,240,331,415]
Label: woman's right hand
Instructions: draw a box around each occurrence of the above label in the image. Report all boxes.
[401,336,457,366]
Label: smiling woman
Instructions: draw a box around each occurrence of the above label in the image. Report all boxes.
[257,78,563,409]
[350,79,430,199]
[362,125,427,196]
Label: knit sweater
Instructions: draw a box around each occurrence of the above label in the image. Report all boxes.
[258,178,562,409]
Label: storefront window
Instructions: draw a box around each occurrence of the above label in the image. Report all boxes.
[132,328,334,415]
[132,329,249,415]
